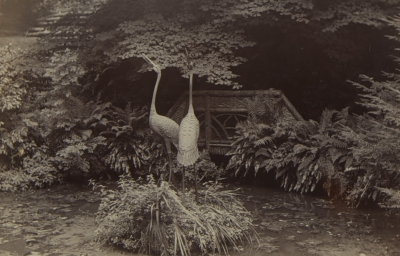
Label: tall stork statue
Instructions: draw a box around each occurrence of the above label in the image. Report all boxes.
[177,53,200,198]
[142,55,179,183]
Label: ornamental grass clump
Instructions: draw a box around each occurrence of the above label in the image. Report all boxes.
[94,176,257,255]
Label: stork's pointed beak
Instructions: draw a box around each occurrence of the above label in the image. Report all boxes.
[141,54,152,66]
[141,54,161,72]
[184,47,193,71]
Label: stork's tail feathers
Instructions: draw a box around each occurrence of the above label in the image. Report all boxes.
[177,147,199,167]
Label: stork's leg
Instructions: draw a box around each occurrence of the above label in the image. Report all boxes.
[182,167,185,193]
[167,152,173,182]
[194,163,198,202]
[164,139,174,183]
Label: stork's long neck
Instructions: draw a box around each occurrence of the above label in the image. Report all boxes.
[150,71,161,115]
[188,72,194,113]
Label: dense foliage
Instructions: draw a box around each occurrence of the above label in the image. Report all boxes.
[226,14,400,206]
[1,0,400,203]
[226,95,352,196]
[0,41,165,190]
[94,176,256,255]
[84,102,154,175]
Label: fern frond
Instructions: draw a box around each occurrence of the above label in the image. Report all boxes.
[297,154,316,172]
[319,109,336,133]
[253,136,274,147]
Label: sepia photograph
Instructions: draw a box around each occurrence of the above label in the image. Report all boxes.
[0,0,400,255]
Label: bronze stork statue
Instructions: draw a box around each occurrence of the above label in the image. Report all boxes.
[177,51,200,199]
[142,54,179,183]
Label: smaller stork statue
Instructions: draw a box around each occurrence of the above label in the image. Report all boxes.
[142,54,180,183]
[177,50,200,199]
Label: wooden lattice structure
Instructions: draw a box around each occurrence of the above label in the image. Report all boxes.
[167,89,304,155]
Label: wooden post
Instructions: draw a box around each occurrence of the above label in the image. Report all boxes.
[280,93,305,122]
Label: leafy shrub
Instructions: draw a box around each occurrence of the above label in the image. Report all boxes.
[0,47,108,190]
[376,188,400,209]
[84,102,163,176]
[338,14,400,207]
[226,92,353,198]
[0,45,50,191]
[0,45,163,191]
[94,176,257,255]
[226,91,286,177]
[344,73,400,206]
[16,48,108,181]
[273,109,353,196]
[21,146,59,187]
[226,120,276,177]
[0,169,33,191]
[227,77,400,206]
[0,143,60,191]
[0,45,28,111]
[227,64,400,207]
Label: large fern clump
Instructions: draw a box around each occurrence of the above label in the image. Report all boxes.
[281,110,352,197]
[94,176,257,255]
[84,102,166,177]
[345,76,400,206]
[226,90,354,198]
[226,91,284,176]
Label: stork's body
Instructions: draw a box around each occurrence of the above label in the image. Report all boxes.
[177,71,199,196]
[149,112,179,147]
[144,55,179,182]
[177,73,199,166]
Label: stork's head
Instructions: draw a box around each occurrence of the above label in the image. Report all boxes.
[141,54,161,74]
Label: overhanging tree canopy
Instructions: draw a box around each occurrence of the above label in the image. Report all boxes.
[12,0,395,119]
